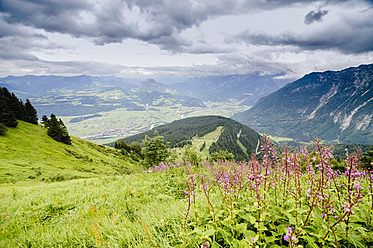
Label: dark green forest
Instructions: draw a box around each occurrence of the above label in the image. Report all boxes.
[120,116,230,148]
[209,121,261,161]
[115,116,261,161]
[0,87,38,134]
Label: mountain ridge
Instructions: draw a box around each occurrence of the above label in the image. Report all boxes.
[234,63,373,144]
[169,72,292,105]
[111,115,262,161]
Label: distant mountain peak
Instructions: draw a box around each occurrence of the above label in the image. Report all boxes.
[137,78,167,92]
[234,63,373,144]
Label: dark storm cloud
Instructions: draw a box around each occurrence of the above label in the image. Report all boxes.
[0,0,346,52]
[304,9,329,24]
[237,30,373,54]
[234,6,373,54]
[1,0,90,35]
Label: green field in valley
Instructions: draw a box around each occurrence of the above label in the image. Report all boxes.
[61,101,250,145]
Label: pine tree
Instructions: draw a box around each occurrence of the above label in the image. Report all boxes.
[130,142,142,154]
[114,140,131,152]
[0,87,38,126]
[0,97,18,127]
[46,114,71,145]
[41,115,49,128]
[23,99,38,124]
[10,93,24,120]
[142,131,170,168]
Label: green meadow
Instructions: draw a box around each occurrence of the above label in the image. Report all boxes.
[1,121,373,247]
[0,121,139,184]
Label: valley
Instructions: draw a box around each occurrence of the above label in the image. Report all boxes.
[61,101,250,144]
[1,65,373,247]
[1,1,373,246]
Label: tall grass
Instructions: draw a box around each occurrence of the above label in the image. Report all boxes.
[0,170,186,247]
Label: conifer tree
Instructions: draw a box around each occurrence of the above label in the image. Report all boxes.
[0,97,18,127]
[41,115,49,128]
[114,140,131,152]
[142,131,170,168]
[23,99,38,124]
[46,114,71,145]
[130,142,142,155]
[0,87,38,126]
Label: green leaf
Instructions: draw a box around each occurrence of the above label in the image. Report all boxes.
[348,234,366,248]
[243,230,257,239]
[204,229,216,237]
[283,210,296,225]
[242,214,256,225]
[190,227,204,236]
[211,241,221,248]
[265,235,276,243]
[235,223,247,234]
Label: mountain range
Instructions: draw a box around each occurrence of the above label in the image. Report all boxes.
[169,72,291,105]
[0,76,207,117]
[1,64,372,145]
[234,64,373,144]
[0,75,138,97]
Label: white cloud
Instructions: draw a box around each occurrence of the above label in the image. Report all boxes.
[0,0,372,79]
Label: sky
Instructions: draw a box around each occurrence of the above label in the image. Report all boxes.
[1,0,373,80]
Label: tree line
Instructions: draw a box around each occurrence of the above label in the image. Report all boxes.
[0,87,71,145]
[122,116,230,148]
[0,87,38,134]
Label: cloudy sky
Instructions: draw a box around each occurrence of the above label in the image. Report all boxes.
[1,0,373,80]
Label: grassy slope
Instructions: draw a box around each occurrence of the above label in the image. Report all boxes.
[0,121,140,184]
[171,126,223,160]
[0,170,187,247]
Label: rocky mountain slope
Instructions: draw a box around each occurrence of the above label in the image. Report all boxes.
[234,64,373,144]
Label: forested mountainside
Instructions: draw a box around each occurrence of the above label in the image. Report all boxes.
[112,116,261,161]
[234,64,373,144]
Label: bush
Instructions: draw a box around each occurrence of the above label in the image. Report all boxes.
[182,144,201,165]
[210,150,234,162]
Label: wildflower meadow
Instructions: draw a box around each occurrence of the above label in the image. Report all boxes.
[1,135,373,247]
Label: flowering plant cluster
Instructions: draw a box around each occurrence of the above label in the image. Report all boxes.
[150,135,373,247]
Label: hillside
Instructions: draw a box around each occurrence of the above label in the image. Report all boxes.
[0,121,140,184]
[114,116,261,161]
[234,64,373,144]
